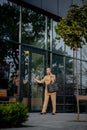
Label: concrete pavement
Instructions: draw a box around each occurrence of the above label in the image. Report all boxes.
[1,113,87,130]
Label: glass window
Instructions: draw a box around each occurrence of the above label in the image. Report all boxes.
[53,21,64,54]
[65,58,74,95]
[82,44,87,60]
[47,18,52,51]
[81,61,87,95]
[52,54,65,95]
[0,0,20,42]
[0,40,19,98]
[22,7,45,49]
[65,45,73,57]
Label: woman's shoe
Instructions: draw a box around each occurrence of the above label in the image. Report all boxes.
[52,113,55,115]
[40,112,46,115]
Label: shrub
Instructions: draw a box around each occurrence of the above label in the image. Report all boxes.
[0,102,29,128]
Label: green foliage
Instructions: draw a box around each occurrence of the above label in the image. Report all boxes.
[55,3,87,50]
[0,102,29,128]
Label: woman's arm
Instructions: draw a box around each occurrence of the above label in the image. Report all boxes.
[33,77,45,84]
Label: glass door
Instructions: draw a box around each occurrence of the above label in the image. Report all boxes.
[31,53,45,111]
[21,46,46,112]
[22,49,30,106]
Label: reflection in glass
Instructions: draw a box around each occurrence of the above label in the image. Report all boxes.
[81,61,87,95]
[82,44,87,60]
[65,58,74,95]
[31,53,44,111]
[22,50,29,98]
[0,40,19,97]
[53,21,64,53]
[22,7,45,49]
[52,54,64,95]
[0,1,20,42]
[66,45,73,57]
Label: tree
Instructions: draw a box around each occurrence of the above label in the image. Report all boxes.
[55,3,87,120]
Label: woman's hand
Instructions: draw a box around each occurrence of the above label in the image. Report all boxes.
[32,77,35,80]
[32,77,42,84]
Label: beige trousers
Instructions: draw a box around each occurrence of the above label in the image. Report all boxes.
[42,89,56,113]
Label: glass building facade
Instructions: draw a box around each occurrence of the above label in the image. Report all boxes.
[0,0,87,113]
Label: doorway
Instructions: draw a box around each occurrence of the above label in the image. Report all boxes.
[21,45,47,112]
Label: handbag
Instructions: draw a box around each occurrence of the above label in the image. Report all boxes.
[47,83,58,93]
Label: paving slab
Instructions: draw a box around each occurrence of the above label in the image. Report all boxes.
[1,113,87,130]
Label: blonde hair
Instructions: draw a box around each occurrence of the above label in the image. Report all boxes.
[46,67,51,71]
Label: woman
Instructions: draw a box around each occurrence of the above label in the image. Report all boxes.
[33,67,56,115]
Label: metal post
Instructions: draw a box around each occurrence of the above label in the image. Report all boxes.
[50,18,53,68]
[19,6,22,43]
[80,49,82,94]
[45,16,47,50]
[76,49,80,120]
[63,44,66,112]
[19,6,22,101]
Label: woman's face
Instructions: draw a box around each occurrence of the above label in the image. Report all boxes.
[46,68,51,75]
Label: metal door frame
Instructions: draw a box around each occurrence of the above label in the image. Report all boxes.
[21,44,47,112]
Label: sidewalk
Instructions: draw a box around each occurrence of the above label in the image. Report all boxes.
[1,113,87,130]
